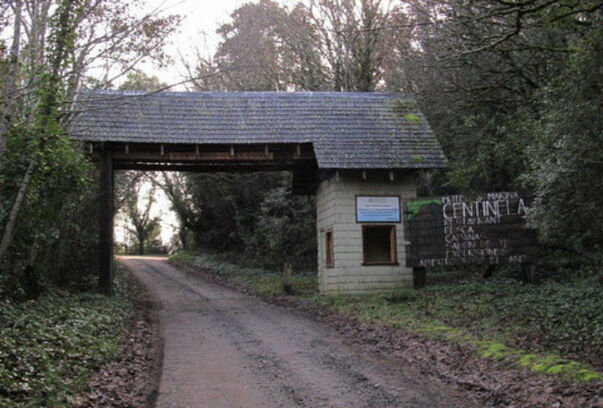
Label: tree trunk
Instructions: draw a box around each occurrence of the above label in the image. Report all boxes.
[0,0,23,157]
[0,157,36,262]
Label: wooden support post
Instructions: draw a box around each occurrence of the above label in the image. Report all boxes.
[362,170,367,180]
[283,262,293,294]
[160,144,164,155]
[264,144,269,155]
[230,144,235,157]
[389,170,394,181]
[125,144,129,154]
[195,145,200,156]
[520,263,535,283]
[99,148,113,295]
[296,144,301,156]
[413,267,426,289]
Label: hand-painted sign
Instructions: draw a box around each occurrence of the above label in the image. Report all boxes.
[404,192,537,268]
[356,196,401,223]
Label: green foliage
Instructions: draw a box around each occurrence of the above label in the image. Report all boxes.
[0,130,98,298]
[122,182,162,255]
[1,0,181,298]
[0,267,133,407]
[405,198,442,220]
[249,185,316,268]
[404,113,420,123]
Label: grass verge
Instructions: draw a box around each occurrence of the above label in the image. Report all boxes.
[0,265,134,408]
[170,251,602,382]
[170,251,317,297]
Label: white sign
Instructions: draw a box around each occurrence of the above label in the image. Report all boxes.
[356,196,400,222]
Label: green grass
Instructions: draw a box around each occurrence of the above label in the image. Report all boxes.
[0,265,134,407]
[170,251,317,297]
[171,251,602,382]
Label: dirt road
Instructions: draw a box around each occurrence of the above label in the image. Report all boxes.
[120,256,476,408]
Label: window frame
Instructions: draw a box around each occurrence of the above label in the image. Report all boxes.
[325,228,335,268]
[361,224,398,266]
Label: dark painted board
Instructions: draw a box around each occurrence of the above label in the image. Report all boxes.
[404,192,537,268]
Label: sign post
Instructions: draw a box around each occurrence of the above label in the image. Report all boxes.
[404,192,537,286]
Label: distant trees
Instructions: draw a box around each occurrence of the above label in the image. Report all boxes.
[123,185,161,256]
[190,0,402,92]
[119,70,167,92]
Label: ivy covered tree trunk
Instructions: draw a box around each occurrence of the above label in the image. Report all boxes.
[0,0,22,158]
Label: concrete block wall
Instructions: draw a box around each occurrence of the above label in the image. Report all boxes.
[316,171,417,295]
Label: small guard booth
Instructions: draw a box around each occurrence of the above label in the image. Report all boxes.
[71,91,446,295]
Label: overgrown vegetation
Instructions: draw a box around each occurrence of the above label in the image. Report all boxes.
[0,265,134,407]
[172,252,602,381]
[316,272,602,375]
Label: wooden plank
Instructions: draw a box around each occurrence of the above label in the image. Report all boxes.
[98,148,113,295]
[111,151,278,161]
[113,162,316,172]
[390,226,397,263]
[109,144,315,163]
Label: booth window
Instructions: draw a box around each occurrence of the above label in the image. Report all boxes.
[325,230,334,268]
[362,225,397,265]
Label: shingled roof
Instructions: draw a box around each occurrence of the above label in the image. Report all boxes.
[70,90,446,169]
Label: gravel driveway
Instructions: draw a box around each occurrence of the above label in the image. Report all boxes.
[119,256,476,408]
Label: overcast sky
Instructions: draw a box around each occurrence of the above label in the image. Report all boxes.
[134,0,242,86]
[137,0,296,88]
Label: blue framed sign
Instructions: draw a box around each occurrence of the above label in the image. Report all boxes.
[356,196,401,223]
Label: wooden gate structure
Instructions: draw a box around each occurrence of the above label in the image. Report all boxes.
[71,91,446,295]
